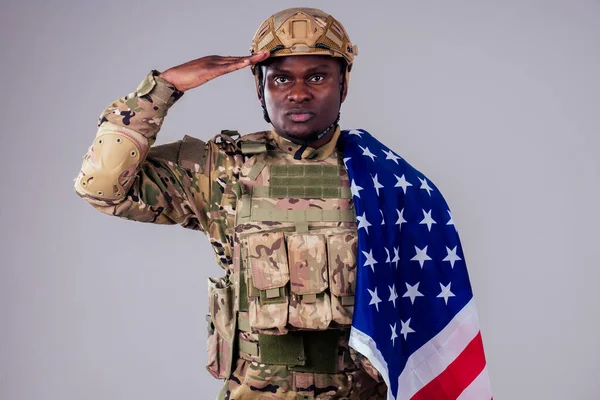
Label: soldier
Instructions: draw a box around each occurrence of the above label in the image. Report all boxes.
[75,7,388,399]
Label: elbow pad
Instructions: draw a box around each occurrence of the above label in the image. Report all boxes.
[76,123,148,201]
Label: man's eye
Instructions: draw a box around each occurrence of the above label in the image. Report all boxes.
[274,77,290,84]
[309,75,325,83]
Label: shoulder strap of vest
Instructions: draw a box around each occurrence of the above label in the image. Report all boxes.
[147,140,182,163]
[239,141,268,155]
[236,130,271,155]
[178,134,207,171]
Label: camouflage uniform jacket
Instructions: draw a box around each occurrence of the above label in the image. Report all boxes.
[74,71,385,399]
[76,70,341,262]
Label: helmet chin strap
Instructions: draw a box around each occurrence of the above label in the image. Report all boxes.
[315,114,340,140]
[290,113,340,160]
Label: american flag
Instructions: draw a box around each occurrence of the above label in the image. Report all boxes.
[341,129,492,400]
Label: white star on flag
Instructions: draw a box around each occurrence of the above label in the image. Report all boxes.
[443,246,462,268]
[395,208,407,231]
[394,174,413,194]
[385,248,391,264]
[400,318,415,340]
[359,145,377,161]
[403,282,424,304]
[419,177,433,196]
[390,323,399,346]
[388,284,398,308]
[368,287,382,311]
[419,209,437,232]
[392,247,400,268]
[437,282,455,305]
[380,209,385,225]
[350,180,363,198]
[343,157,351,168]
[357,212,372,234]
[372,174,384,196]
[447,210,457,232]
[411,245,432,268]
[348,129,363,137]
[382,148,401,164]
[362,250,378,272]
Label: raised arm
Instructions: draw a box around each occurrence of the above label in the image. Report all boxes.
[74,52,269,228]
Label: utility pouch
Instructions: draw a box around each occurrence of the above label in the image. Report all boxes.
[247,232,289,334]
[206,276,235,379]
[327,234,357,325]
[287,233,332,329]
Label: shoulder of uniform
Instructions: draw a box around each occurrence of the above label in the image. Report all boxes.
[148,130,271,171]
[236,130,270,143]
[179,134,207,171]
[148,134,207,171]
[147,139,184,162]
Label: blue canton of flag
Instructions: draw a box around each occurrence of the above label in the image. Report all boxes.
[341,129,492,400]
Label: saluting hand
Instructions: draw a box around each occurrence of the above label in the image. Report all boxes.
[158,52,270,92]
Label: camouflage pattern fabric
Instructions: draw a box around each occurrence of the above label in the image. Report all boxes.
[207,276,235,379]
[74,71,386,397]
[218,359,386,400]
[74,70,243,271]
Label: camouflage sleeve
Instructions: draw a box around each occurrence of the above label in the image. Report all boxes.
[349,347,384,383]
[74,70,205,228]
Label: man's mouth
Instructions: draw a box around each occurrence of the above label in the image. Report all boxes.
[287,110,315,122]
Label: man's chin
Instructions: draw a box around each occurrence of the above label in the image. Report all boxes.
[274,126,320,144]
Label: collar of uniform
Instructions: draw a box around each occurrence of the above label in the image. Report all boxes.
[268,126,341,161]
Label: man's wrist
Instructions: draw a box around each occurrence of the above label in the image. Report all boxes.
[158,69,184,92]
[135,70,185,105]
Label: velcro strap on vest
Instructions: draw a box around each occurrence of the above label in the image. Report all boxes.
[295,221,309,233]
[236,314,347,373]
[260,286,287,304]
[258,333,306,367]
[257,331,342,374]
[265,164,349,199]
[247,161,266,180]
[237,314,251,332]
[250,185,352,199]
[238,195,252,219]
[302,294,317,304]
[240,141,268,155]
[251,208,356,223]
[178,135,206,171]
[239,337,259,356]
[341,296,355,306]
[270,164,338,177]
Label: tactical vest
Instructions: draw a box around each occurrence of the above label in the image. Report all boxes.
[206,135,359,379]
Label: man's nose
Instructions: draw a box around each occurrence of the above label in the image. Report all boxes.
[287,81,312,103]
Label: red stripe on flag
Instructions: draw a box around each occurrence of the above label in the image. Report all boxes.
[411,332,487,400]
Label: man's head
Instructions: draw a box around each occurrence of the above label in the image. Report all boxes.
[250,8,357,145]
[255,55,347,144]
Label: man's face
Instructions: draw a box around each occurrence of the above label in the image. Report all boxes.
[259,55,346,144]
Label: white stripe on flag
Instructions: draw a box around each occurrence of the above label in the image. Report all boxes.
[349,327,396,400]
[397,299,481,400]
[457,366,493,400]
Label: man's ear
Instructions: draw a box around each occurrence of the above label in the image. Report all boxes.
[255,65,266,105]
[257,85,264,104]
[340,72,349,103]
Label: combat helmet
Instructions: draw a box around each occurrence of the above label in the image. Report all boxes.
[250,8,358,125]
[251,7,357,70]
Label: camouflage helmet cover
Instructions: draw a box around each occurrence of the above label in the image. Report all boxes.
[250,7,358,74]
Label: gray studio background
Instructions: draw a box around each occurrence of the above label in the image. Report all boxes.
[1,0,599,399]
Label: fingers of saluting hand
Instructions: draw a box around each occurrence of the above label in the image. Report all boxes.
[216,51,270,65]
[217,51,270,73]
